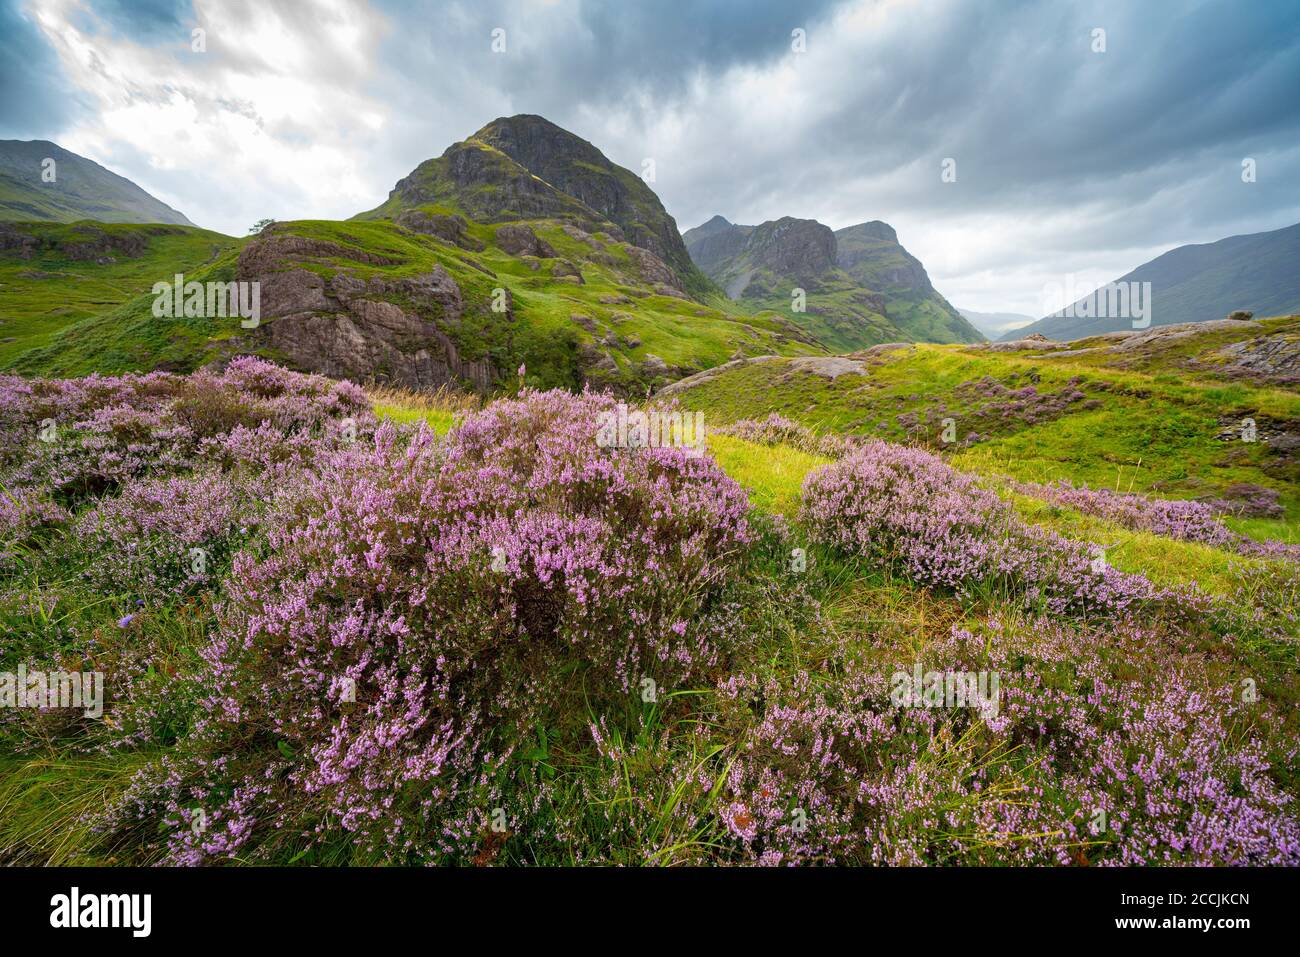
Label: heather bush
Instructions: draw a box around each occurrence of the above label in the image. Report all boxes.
[717,414,856,458]
[801,441,1171,618]
[121,389,755,863]
[713,615,1300,866]
[0,357,373,504]
[72,471,261,598]
[5,358,1297,868]
[0,488,69,572]
[1010,477,1299,562]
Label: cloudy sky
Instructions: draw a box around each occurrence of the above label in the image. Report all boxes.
[2,0,1298,316]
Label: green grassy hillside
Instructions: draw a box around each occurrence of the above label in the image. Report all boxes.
[0,222,238,368]
[0,140,194,226]
[3,212,821,388]
[666,318,1300,540]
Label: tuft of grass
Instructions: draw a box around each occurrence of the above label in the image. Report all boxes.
[368,383,478,434]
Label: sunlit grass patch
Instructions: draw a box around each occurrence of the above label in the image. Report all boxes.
[705,432,831,517]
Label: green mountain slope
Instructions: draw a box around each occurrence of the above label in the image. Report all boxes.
[662,315,1300,537]
[0,140,194,226]
[0,221,237,368]
[2,117,823,389]
[683,214,983,350]
[1009,222,1300,340]
[356,114,715,299]
[6,214,821,389]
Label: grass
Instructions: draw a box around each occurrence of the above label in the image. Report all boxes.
[676,334,1300,531]
[2,213,823,390]
[368,383,476,434]
[0,750,160,865]
[0,222,239,367]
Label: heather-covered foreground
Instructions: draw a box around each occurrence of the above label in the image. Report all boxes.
[2,362,1298,865]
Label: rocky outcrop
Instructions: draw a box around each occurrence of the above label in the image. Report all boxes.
[786,356,868,379]
[0,223,38,258]
[395,210,483,250]
[976,333,1073,352]
[495,224,557,258]
[236,229,497,391]
[1208,333,1300,383]
[624,245,686,297]
[0,223,159,263]
[655,355,782,397]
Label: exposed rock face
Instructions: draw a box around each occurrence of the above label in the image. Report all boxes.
[655,355,782,397]
[551,260,584,283]
[976,333,1073,352]
[1205,330,1300,383]
[1107,319,1258,352]
[0,223,38,258]
[831,222,963,319]
[682,212,983,346]
[786,356,868,379]
[236,229,497,391]
[360,114,709,296]
[495,224,557,258]
[684,215,753,272]
[473,115,698,282]
[747,218,837,281]
[0,222,158,262]
[623,245,686,297]
[395,209,483,250]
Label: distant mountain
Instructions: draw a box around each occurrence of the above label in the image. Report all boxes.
[355,114,712,298]
[959,308,1035,339]
[1006,222,1300,341]
[45,113,819,393]
[683,214,983,350]
[0,140,194,226]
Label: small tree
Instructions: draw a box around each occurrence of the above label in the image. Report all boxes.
[248,218,275,235]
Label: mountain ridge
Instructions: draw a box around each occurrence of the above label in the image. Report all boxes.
[1006,222,1300,340]
[0,139,194,226]
[683,213,984,349]
[355,114,714,299]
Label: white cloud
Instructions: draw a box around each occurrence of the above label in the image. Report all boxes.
[28,0,393,235]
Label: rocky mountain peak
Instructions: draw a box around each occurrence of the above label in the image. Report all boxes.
[747,217,837,280]
[360,114,710,297]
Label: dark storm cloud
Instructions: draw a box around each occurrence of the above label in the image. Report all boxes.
[362,0,1299,231]
[0,0,85,135]
[374,0,844,111]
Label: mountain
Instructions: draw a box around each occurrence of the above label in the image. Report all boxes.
[0,140,194,226]
[959,307,1035,339]
[8,116,823,391]
[682,214,983,350]
[355,114,712,298]
[1006,222,1300,341]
